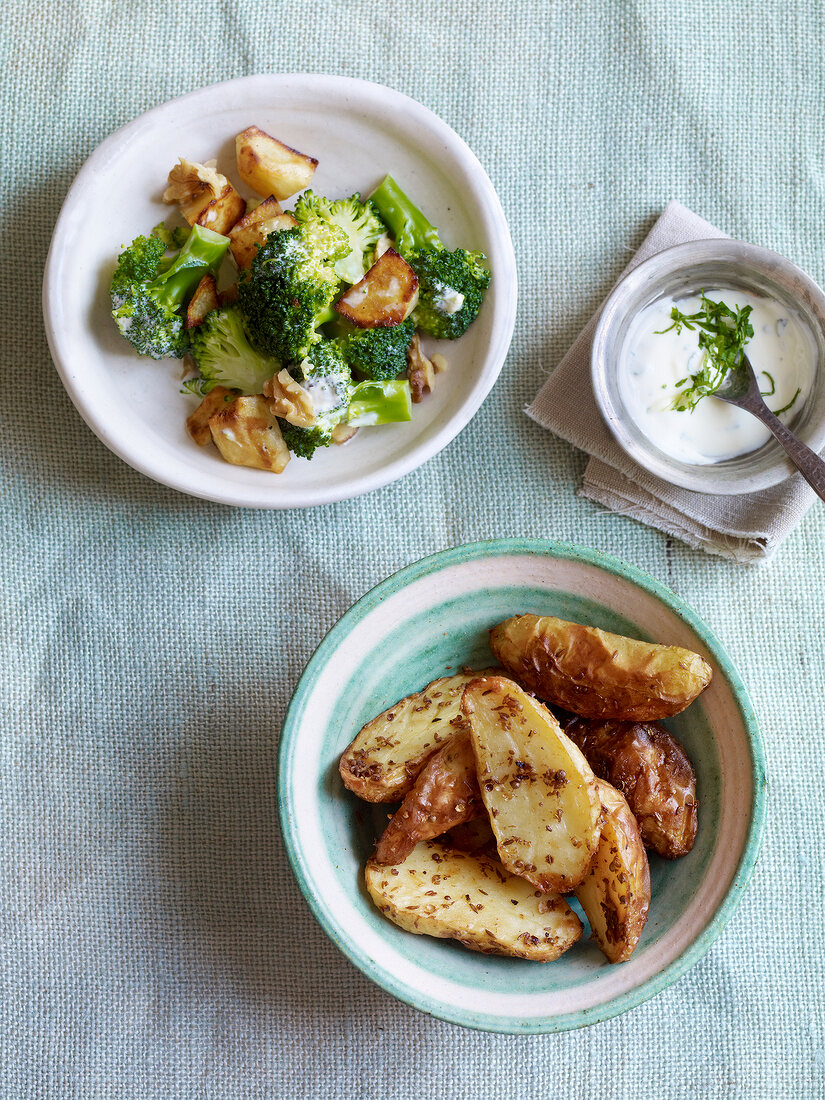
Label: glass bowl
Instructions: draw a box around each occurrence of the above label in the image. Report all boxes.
[591,239,825,494]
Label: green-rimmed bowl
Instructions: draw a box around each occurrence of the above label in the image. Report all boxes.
[279,539,765,1033]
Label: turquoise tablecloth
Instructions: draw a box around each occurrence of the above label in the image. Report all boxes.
[3,1,824,1096]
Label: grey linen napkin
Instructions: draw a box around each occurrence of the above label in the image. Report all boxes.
[527,200,819,563]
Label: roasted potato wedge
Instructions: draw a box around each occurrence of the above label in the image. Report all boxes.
[339,671,495,803]
[163,158,245,232]
[208,394,290,473]
[566,718,698,858]
[185,274,219,329]
[445,816,498,859]
[462,675,601,893]
[334,249,419,328]
[575,779,650,963]
[373,729,482,865]
[490,614,713,721]
[228,198,297,269]
[366,841,582,961]
[186,386,236,446]
[235,126,317,200]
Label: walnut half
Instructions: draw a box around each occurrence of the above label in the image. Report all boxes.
[263,370,316,428]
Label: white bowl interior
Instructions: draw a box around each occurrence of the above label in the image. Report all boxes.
[280,544,763,1032]
[43,75,517,507]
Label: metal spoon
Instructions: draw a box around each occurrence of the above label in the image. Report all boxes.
[714,354,825,501]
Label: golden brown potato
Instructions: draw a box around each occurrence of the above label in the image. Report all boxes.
[339,671,495,803]
[366,841,582,961]
[575,779,650,963]
[228,198,297,269]
[373,729,482,865]
[462,675,601,893]
[163,159,245,232]
[185,274,219,329]
[186,386,236,446]
[235,126,317,200]
[445,816,498,859]
[208,394,290,473]
[565,718,698,858]
[334,249,419,328]
[490,614,712,721]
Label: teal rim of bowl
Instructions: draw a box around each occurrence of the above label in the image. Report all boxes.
[278,537,767,1034]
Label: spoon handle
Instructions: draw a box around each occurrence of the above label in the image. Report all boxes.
[743,399,825,502]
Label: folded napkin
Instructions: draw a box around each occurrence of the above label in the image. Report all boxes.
[527,200,819,563]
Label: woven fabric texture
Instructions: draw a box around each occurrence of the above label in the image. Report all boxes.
[2,1,824,1097]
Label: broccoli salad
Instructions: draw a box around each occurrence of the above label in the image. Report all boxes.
[109,125,491,475]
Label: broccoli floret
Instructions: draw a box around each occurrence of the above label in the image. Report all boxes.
[188,306,279,394]
[293,191,386,284]
[279,340,353,459]
[334,317,415,381]
[239,222,350,365]
[110,223,230,359]
[407,248,490,340]
[151,222,190,251]
[369,174,491,340]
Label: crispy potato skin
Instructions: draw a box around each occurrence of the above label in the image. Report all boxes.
[366,841,582,961]
[565,717,698,858]
[463,675,601,894]
[490,614,712,721]
[339,671,497,803]
[373,729,482,865]
[575,779,650,963]
[235,126,317,200]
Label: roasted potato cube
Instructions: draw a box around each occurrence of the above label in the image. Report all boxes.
[462,675,601,893]
[235,126,318,200]
[373,729,482,865]
[208,394,290,473]
[575,778,650,963]
[490,614,713,721]
[339,671,495,803]
[195,185,247,236]
[228,198,297,269]
[163,158,245,232]
[334,249,419,328]
[566,718,698,858]
[366,841,582,961]
[186,386,236,446]
[185,274,219,329]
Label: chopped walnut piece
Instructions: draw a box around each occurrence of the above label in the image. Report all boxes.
[186,386,236,446]
[262,370,316,428]
[331,423,359,445]
[407,332,436,403]
[163,158,246,232]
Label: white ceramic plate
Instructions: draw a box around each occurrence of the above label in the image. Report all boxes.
[280,540,766,1033]
[43,75,517,507]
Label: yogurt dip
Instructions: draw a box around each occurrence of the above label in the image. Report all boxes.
[618,288,816,464]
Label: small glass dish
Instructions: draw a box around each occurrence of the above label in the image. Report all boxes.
[591,239,825,494]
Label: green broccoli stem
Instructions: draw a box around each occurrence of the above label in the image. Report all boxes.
[152,224,230,311]
[369,175,443,258]
[347,380,412,426]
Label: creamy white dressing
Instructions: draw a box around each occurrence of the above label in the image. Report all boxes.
[432,282,464,315]
[301,377,340,414]
[618,288,816,464]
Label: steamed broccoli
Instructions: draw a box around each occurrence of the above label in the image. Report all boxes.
[279,340,354,458]
[110,224,230,359]
[369,174,491,340]
[188,306,279,394]
[332,317,415,381]
[238,220,350,364]
[293,191,385,284]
